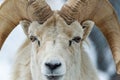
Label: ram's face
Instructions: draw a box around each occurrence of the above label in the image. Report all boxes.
[28,15,85,80]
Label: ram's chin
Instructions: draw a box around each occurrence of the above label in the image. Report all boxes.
[45,75,64,80]
[42,72,65,80]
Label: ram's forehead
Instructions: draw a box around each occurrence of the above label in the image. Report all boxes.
[29,13,84,38]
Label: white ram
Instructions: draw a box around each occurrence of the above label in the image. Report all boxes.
[0,0,120,80]
[0,1,120,72]
[12,13,99,80]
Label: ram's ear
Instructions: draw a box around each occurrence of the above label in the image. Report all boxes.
[82,20,94,40]
[20,20,31,37]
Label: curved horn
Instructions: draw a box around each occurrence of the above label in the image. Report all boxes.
[0,0,53,49]
[59,0,120,74]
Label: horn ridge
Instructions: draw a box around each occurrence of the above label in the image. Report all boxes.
[59,4,79,25]
[27,0,53,24]
[59,0,97,24]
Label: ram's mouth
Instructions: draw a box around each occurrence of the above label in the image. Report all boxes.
[46,75,63,80]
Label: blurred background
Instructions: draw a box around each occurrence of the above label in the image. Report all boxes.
[0,0,120,80]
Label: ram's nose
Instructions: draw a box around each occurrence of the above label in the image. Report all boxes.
[41,57,66,80]
[45,61,61,71]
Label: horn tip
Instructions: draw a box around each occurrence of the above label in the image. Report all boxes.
[117,61,120,74]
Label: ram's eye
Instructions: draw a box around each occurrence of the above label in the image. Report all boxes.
[69,36,81,46]
[30,36,37,42]
[30,36,40,46]
[72,36,81,43]
[69,40,72,46]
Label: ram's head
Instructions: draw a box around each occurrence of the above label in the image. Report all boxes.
[20,14,95,80]
[0,0,120,74]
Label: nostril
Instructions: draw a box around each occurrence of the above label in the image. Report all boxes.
[45,62,61,70]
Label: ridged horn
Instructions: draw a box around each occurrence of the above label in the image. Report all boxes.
[0,0,53,49]
[59,0,120,74]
